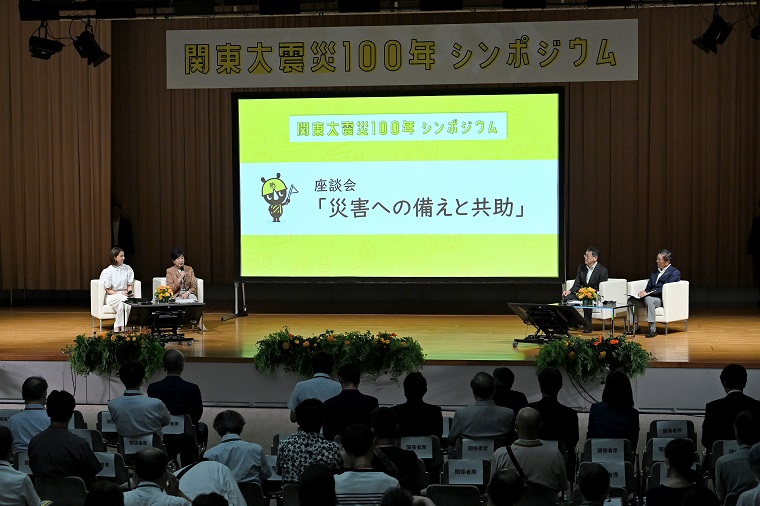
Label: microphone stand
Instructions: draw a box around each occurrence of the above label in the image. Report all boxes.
[221,281,248,321]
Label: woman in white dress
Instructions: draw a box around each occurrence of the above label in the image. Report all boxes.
[99,247,134,332]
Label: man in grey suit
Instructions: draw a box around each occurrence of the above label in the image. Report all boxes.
[447,372,514,454]
[562,246,609,333]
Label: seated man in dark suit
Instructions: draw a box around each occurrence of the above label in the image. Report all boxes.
[703,364,760,457]
[28,390,102,489]
[147,349,206,466]
[493,367,528,416]
[323,363,379,442]
[528,368,579,483]
[562,247,609,333]
[392,372,443,440]
[626,248,681,338]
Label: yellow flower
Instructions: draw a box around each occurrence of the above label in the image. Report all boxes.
[401,342,406,347]
[294,340,300,345]
[303,341,310,347]
[345,340,350,345]
[568,351,576,360]
[282,342,290,350]
[599,351,607,359]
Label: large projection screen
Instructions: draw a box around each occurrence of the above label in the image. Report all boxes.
[233,89,563,281]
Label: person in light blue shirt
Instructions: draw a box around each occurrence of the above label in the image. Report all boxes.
[9,376,50,453]
[287,351,342,423]
[203,410,271,484]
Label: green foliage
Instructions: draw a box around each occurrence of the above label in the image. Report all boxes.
[64,331,166,380]
[253,327,425,381]
[535,334,652,381]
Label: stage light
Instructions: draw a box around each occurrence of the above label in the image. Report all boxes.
[29,35,63,60]
[692,10,733,54]
[260,0,300,14]
[73,24,110,67]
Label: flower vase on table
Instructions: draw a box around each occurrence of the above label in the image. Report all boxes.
[154,285,173,304]
[577,287,598,307]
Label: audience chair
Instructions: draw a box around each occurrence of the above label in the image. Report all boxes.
[725,492,741,506]
[0,409,22,426]
[70,428,107,452]
[96,410,119,448]
[441,459,490,493]
[71,409,87,429]
[581,438,635,467]
[578,460,636,504]
[397,435,444,485]
[645,419,697,447]
[442,416,452,440]
[162,414,199,468]
[95,451,131,489]
[425,484,481,506]
[415,458,429,490]
[90,279,143,331]
[152,276,205,303]
[646,461,705,491]
[118,433,166,467]
[34,476,88,506]
[708,439,740,482]
[271,432,294,456]
[238,481,269,506]
[13,450,32,475]
[452,436,507,460]
[627,279,689,334]
[280,482,300,506]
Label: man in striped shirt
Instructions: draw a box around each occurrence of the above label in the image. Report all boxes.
[334,424,398,506]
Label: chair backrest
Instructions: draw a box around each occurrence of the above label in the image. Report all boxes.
[441,459,490,490]
[0,409,22,426]
[710,439,741,474]
[34,476,88,506]
[91,279,109,318]
[70,428,107,452]
[272,432,295,455]
[96,410,119,447]
[398,435,444,485]
[442,416,452,439]
[118,433,165,466]
[281,482,300,506]
[71,409,87,429]
[238,481,269,506]
[425,484,481,506]
[95,451,131,489]
[13,450,31,474]
[162,414,194,439]
[598,278,628,315]
[456,437,496,460]
[647,419,695,442]
[661,280,689,321]
[582,438,634,465]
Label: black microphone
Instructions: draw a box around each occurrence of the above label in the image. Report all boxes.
[179,266,184,271]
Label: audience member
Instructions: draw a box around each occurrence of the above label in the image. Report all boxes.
[176,460,246,506]
[586,370,640,446]
[0,426,41,506]
[715,410,760,502]
[491,407,566,493]
[8,376,50,453]
[447,372,514,454]
[486,469,524,506]
[492,367,528,415]
[85,482,124,506]
[28,390,101,489]
[379,489,435,506]
[323,364,380,441]
[192,493,229,506]
[528,367,579,482]
[203,410,271,484]
[392,372,443,440]
[277,399,342,483]
[148,349,205,466]
[645,438,699,505]
[124,448,191,506]
[299,463,337,506]
[109,361,171,440]
[370,407,422,494]
[576,462,609,505]
[288,351,342,423]
[680,487,719,506]
[702,364,760,454]
[738,443,760,506]
[335,424,399,506]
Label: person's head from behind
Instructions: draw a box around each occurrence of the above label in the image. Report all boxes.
[312,351,335,376]
[664,438,698,483]
[486,469,524,506]
[338,363,360,387]
[0,426,12,460]
[192,493,229,506]
[299,463,336,506]
[46,390,75,424]
[537,368,563,398]
[163,349,185,374]
[680,486,719,506]
[577,463,610,503]
[735,410,760,446]
[212,410,245,437]
[749,442,760,480]
[295,399,327,434]
[340,424,374,465]
[720,364,748,391]
[493,367,515,390]
[601,371,634,410]
[471,372,495,400]
[119,361,146,389]
[380,488,413,506]
[370,407,398,440]
[85,481,124,506]
[134,447,169,482]
[403,371,427,402]
[514,407,542,440]
[21,376,48,404]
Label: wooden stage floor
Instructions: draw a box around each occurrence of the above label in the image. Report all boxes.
[2,304,760,367]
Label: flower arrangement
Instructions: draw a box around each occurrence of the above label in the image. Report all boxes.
[534,334,652,381]
[63,330,166,380]
[155,285,173,303]
[253,327,425,380]
[576,287,598,303]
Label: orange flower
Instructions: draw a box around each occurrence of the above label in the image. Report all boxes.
[303,341,310,347]
[344,340,350,345]
[391,333,397,337]
[327,336,335,342]
[568,351,576,360]
[401,342,406,347]
[610,339,619,345]
[289,334,294,338]
[282,342,290,350]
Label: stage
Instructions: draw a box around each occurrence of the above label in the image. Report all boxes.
[1,303,760,411]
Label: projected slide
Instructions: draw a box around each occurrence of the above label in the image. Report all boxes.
[234,91,561,279]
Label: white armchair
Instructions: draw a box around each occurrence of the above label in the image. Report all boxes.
[564,278,629,330]
[626,279,689,334]
[152,277,204,303]
[90,279,142,331]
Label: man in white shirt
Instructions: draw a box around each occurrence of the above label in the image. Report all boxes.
[8,376,50,453]
[0,426,41,506]
[109,361,171,440]
[287,351,341,423]
[124,448,191,506]
[176,460,246,506]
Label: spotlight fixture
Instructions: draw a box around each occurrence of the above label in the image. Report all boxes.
[73,23,110,67]
[692,10,733,54]
[28,21,63,60]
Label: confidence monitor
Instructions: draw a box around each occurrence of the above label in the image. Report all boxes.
[509,302,584,346]
[233,89,563,282]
